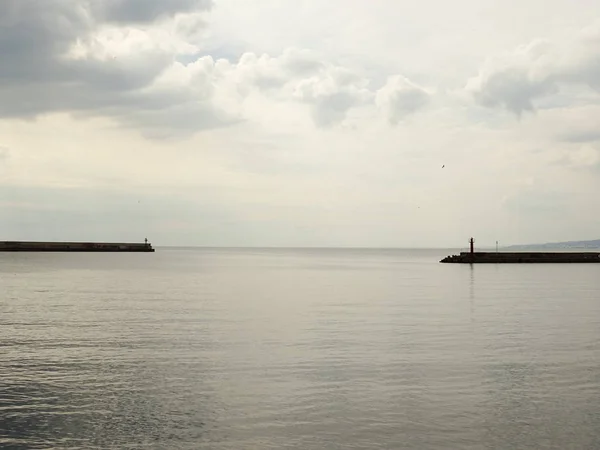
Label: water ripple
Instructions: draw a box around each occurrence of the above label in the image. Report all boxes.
[1,249,600,449]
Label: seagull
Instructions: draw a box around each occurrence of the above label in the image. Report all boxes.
[442,165,445,168]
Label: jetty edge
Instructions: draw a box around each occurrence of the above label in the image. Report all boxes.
[441,238,600,263]
[0,240,155,252]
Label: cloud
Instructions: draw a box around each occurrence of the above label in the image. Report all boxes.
[229,48,325,91]
[467,22,600,115]
[280,48,325,76]
[558,129,600,143]
[0,1,414,134]
[292,66,372,127]
[217,49,373,127]
[0,0,232,137]
[97,0,213,24]
[376,75,430,125]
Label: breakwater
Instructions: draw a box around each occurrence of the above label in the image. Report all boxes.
[0,241,155,252]
[440,251,600,263]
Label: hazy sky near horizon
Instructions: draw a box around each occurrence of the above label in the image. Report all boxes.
[1,0,600,247]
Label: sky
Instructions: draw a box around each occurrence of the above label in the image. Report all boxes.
[1,0,600,247]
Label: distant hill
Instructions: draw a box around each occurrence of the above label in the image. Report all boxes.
[504,239,600,250]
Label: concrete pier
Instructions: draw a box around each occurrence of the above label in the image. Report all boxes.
[440,251,600,263]
[441,237,600,263]
[0,241,155,252]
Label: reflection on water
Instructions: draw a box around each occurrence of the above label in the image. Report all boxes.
[1,248,600,449]
[469,263,475,320]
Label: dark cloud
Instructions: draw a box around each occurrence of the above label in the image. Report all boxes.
[471,69,557,115]
[0,2,434,133]
[0,1,89,83]
[558,129,600,143]
[98,0,213,24]
[0,0,229,137]
[468,25,600,115]
[292,66,372,127]
[376,75,430,124]
[309,91,364,127]
[280,48,325,76]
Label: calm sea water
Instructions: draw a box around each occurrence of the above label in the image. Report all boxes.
[1,248,599,449]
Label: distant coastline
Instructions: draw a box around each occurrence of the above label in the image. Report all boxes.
[503,239,600,250]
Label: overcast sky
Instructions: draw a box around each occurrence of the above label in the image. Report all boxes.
[1,0,600,247]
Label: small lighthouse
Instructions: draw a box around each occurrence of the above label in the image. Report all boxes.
[469,237,474,254]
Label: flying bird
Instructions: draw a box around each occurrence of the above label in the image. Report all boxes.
[442,165,445,168]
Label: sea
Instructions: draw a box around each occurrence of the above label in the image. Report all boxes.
[1,248,599,449]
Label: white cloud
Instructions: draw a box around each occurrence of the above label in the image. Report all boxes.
[210,49,373,127]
